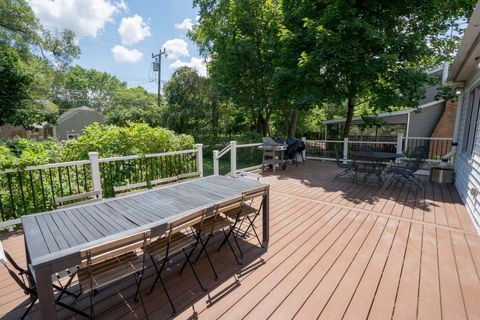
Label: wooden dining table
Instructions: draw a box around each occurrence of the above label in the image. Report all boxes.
[21,175,269,319]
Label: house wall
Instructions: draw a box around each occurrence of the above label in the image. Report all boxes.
[56,110,105,140]
[455,69,480,232]
[349,113,408,126]
[407,101,445,137]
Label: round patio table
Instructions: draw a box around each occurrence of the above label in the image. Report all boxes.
[351,151,403,187]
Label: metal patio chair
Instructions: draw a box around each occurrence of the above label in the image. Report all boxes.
[0,240,84,319]
[77,231,150,319]
[387,145,427,189]
[143,210,207,314]
[334,148,356,181]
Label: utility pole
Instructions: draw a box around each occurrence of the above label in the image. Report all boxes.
[152,48,167,106]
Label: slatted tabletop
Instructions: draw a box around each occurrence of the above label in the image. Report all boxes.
[21,175,268,320]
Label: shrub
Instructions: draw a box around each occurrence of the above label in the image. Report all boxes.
[61,122,195,160]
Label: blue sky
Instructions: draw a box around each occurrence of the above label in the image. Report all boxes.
[29,0,201,93]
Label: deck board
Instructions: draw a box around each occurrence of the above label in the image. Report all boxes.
[1,161,479,320]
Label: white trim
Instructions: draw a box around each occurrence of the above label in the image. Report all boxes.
[236,143,262,148]
[322,99,445,125]
[98,149,196,163]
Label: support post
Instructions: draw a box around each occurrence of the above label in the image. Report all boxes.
[343,138,349,164]
[195,143,204,177]
[230,141,237,177]
[213,150,219,175]
[396,133,404,163]
[88,152,102,198]
[301,137,306,162]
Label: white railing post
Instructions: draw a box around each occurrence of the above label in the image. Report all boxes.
[213,150,219,175]
[195,143,204,177]
[301,137,306,161]
[396,133,404,163]
[88,152,102,198]
[230,141,237,177]
[343,138,348,164]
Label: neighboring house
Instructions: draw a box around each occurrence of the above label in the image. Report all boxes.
[53,106,105,140]
[445,1,480,231]
[322,68,454,143]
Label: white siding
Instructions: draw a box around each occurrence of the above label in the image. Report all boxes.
[454,70,480,232]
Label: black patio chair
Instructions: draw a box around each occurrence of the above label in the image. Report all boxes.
[387,145,427,189]
[334,148,356,181]
[0,240,86,319]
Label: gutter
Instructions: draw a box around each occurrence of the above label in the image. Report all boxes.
[441,62,465,161]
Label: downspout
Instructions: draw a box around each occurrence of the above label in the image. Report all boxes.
[441,62,465,160]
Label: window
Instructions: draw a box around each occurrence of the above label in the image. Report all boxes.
[67,134,79,139]
[462,88,480,155]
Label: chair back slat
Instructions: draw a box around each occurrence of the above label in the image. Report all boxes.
[80,230,150,268]
[243,186,268,202]
[168,209,207,235]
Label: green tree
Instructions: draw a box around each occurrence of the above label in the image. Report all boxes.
[190,0,284,136]
[285,0,475,138]
[0,0,79,127]
[54,65,127,113]
[162,67,220,136]
[105,87,162,126]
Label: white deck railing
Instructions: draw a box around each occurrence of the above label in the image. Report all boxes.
[305,134,453,164]
[213,141,263,176]
[0,145,203,227]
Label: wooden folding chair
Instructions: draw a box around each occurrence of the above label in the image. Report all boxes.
[77,231,151,319]
[222,186,268,249]
[143,210,207,314]
[183,204,237,280]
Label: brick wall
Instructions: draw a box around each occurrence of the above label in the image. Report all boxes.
[429,100,456,158]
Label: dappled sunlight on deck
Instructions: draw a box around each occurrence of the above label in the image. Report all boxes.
[1,161,479,319]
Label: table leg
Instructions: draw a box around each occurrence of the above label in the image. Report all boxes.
[262,187,270,245]
[35,265,57,319]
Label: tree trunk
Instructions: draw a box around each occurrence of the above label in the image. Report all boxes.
[343,98,355,138]
[257,113,269,136]
[288,109,298,138]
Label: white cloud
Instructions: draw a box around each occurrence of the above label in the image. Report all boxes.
[162,38,189,59]
[118,14,152,45]
[175,18,193,31]
[169,57,207,77]
[111,45,143,63]
[29,0,126,38]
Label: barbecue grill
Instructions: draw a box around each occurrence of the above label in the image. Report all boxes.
[258,137,288,172]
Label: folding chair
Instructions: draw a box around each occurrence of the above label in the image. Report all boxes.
[0,240,85,319]
[143,210,207,314]
[223,185,268,248]
[77,231,150,319]
[184,204,238,280]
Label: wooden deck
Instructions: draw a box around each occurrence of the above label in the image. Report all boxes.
[1,161,480,319]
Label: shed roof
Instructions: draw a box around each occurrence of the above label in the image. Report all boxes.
[323,99,444,125]
[57,106,100,124]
